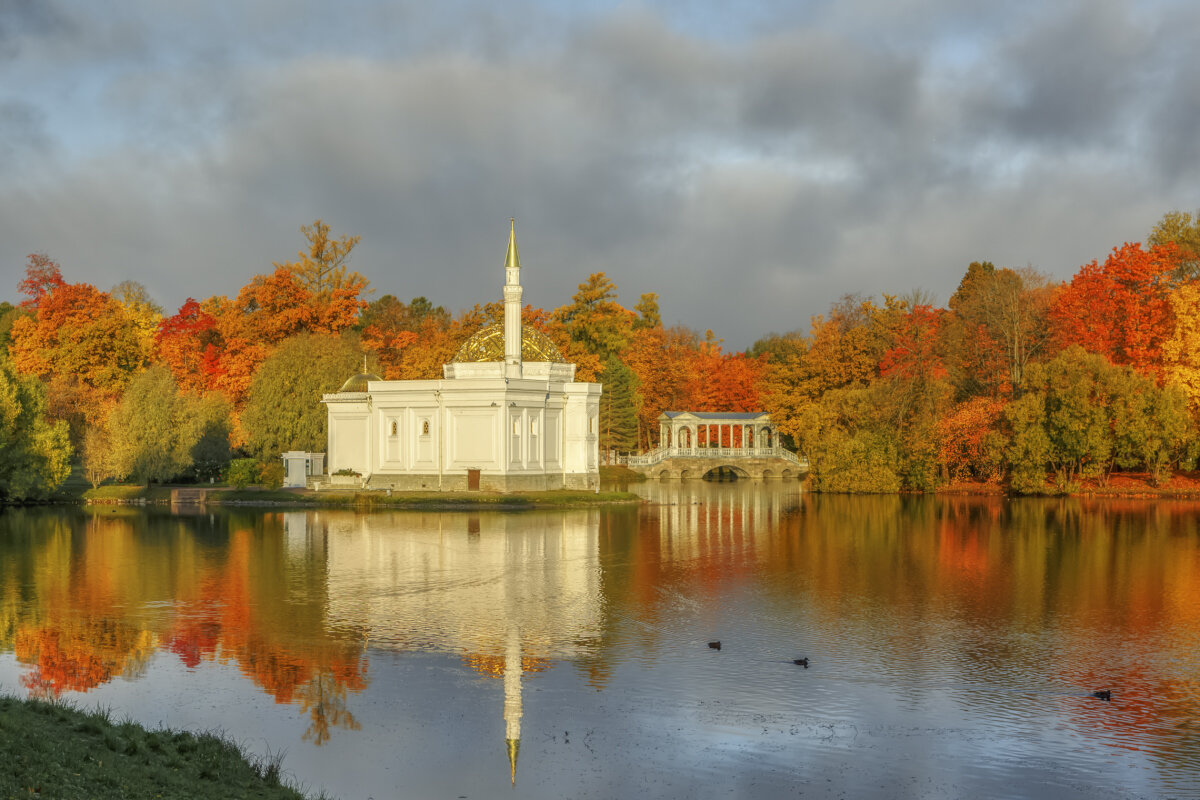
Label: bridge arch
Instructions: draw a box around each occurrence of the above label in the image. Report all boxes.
[702,464,750,481]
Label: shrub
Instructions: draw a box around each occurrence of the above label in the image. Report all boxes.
[257,461,285,489]
[225,458,259,488]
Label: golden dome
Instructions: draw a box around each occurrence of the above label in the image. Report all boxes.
[451,324,563,363]
[338,372,382,392]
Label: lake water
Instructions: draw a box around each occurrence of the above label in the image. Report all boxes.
[2,484,1199,799]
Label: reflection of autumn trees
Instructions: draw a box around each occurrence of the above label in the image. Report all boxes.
[607,493,1200,770]
[0,510,369,744]
[15,619,155,698]
[161,521,369,743]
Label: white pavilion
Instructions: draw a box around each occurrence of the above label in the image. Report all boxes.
[321,221,601,492]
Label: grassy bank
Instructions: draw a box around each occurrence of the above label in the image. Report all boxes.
[599,464,647,483]
[0,695,320,799]
[80,484,642,509]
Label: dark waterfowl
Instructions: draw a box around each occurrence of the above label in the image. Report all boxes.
[1092,690,1112,701]
[708,641,721,650]
[793,658,809,667]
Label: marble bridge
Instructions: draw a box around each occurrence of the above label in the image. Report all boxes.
[625,411,810,481]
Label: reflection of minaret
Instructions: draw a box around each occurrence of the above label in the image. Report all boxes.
[504,626,523,785]
[503,218,523,380]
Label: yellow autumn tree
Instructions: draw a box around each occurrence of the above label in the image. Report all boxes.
[274,219,366,298]
[1162,282,1200,415]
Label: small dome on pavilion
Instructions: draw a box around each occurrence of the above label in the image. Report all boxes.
[451,324,563,363]
[338,371,382,393]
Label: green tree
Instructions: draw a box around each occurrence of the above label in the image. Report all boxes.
[1003,391,1052,494]
[0,302,21,351]
[358,295,449,333]
[107,367,196,483]
[1004,348,1197,492]
[552,272,633,360]
[632,292,662,331]
[943,262,1052,398]
[0,355,72,501]
[1149,209,1200,278]
[240,333,362,461]
[799,384,903,493]
[598,354,638,457]
[81,424,117,489]
[1005,347,1115,493]
[1101,365,1194,485]
[188,392,233,482]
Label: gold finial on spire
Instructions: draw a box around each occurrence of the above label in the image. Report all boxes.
[505,218,521,272]
[362,354,367,373]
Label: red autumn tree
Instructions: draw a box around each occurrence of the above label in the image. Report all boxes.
[156,298,221,393]
[17,253,66,309]
[1049,242,1180,379]
[879,304,948,382]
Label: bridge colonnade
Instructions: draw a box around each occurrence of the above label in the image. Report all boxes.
[628,410,809,481]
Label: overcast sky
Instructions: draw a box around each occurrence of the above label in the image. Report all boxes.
[2,0,1198,350]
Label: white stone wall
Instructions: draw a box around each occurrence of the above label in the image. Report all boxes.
[323,372,600,491]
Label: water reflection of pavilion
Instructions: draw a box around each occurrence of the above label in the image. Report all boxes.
[636,481,801,554]
[285,509,602,784]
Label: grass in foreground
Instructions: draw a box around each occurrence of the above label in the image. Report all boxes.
[0,695,321,800]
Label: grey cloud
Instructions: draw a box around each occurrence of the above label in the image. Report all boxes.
[0,100,51,169]
[0,0,71,55]
[1,0,1197,350]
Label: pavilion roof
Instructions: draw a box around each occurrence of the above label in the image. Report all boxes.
[660,411,770,422]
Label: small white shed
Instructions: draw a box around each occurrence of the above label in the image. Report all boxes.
[282,451,325,488]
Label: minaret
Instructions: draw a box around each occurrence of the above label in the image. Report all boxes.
[503,219,523,380]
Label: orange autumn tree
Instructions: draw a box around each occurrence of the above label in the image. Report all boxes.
[625,322,696,448]
[1049,242,1180,379]
[357,296,449,378]
[203,267,367,405]
[687,331,763,414]
[9,255,147,436]
[936,397,1006,482]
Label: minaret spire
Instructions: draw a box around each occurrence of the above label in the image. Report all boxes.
[505,218,522,273]
[503,219,523,379]
[504,627,523,786]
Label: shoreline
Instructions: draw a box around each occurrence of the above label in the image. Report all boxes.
[76,486,645,511]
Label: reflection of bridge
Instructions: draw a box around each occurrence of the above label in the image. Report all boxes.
[626,410,810,480]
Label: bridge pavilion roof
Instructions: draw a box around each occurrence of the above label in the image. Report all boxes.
[660,411,770,422]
